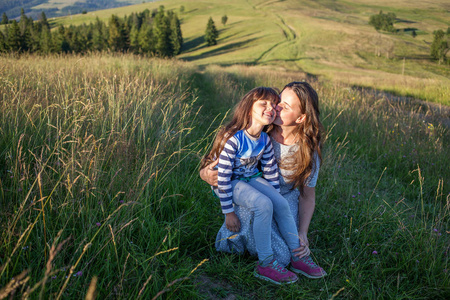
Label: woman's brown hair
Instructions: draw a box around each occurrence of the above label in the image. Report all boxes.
[200,87,280,169]
[277,81,324,195]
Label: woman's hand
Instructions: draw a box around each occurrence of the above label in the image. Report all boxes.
[199,160,219,186]
[293,232,310,259]
[225,212,241,232]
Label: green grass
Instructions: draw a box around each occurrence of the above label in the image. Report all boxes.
[40,0,450,106]
[0,53,448,298]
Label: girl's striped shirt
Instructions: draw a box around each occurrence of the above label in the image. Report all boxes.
[216,130,280,214]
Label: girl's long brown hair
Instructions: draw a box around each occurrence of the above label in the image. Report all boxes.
[200,87,280,169]
[277,82,324,195]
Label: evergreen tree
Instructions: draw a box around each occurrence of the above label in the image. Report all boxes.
[0,31,6,52]
[221,15,228,26]
[131,12,142,31]
[205,17,218,46]
[39,12,50,30]
[129,25,140,53]
[138,22,153,53]
[92,18,107,51]
[412,30,417,38]
[8,20,22,52]
[20,22,32,52]
[108,15,129,52]
[153,6,171,56]
[19,8,28,34]
[51,26,63,53]
[1,13,8,25]
[28,23,41,52]
[108,15,124,52]
[430,29,449,64]
[54,25,70,53]
[40,27,52,54]
[66,26,83,53]
[170,13,182,55]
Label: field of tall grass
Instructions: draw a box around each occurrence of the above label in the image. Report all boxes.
[0,53,448,299]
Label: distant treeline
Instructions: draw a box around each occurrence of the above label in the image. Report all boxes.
[0,6,183,57]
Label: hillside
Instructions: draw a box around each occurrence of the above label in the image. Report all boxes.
[46,0,450,105]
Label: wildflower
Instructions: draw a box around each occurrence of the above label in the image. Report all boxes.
[119,200,124,204]
[52,276,57,279]
[74,271,82,277]
[433,228,438,232]
[358,192,361,195]
[352,195,355,198]
[372,250,378,255]
[96,222,101,227]
[416,260,419,263]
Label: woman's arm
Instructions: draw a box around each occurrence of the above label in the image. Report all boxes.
[293,186,316,258]
[199,160,218,186]
[298,186,316,239]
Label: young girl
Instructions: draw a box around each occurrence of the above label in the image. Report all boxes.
[201,87,307,285]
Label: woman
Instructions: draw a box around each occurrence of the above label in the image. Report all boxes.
[200,81,326,279]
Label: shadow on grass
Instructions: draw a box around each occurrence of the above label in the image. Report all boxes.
[182,36,205,53]
[182,27,243,53]
[395,18,417,24]
[180,37,260,62]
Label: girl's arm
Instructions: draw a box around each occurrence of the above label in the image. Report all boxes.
[217,137,238,214]
[260,135,280,192]
[218,137,241,232]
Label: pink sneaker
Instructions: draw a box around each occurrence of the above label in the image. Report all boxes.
[290,256,327,279]
[254,259,298,285]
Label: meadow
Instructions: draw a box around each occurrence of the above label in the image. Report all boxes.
[0,0,449,298]
[0,53,448,299]
[44,0,450,105]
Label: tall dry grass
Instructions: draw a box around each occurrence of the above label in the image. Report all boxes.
[0,53,448,298]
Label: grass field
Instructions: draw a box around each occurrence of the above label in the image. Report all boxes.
[43,0,450,105]
[0,0,449,298]
[0,53,448,299]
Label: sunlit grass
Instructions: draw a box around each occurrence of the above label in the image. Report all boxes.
[0,50,448,298]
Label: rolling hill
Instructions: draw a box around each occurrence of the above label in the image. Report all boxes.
[43,0,449,105]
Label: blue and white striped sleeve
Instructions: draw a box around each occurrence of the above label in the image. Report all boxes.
[260,136,280,192]
[217,136,238,214]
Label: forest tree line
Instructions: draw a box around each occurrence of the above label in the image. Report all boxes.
[0,6,183,57]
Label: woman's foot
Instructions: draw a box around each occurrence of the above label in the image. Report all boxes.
[290,256,327,279]
[254,259,298,285]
